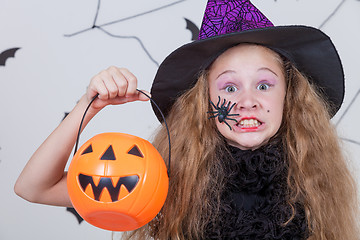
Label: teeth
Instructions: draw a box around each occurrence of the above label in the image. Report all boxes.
[78,174,139,202]
[239,119,261,128]
[118,185,130,200]
[99,188,113,202]
[111,176,120,187]
[84,184,95,199]
[92,176,101,186]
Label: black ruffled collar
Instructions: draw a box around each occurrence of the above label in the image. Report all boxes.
[204,143,308,239]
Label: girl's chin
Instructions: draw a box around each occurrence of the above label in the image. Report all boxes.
[227,139,268,151]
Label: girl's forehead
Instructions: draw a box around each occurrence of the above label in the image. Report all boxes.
[208,44,285,80]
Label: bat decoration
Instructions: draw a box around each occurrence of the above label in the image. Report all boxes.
[208,96,239,130]
[62,112,70,121]
[185,18,200,41]
[66,208,84,224]
[0,48,21,66]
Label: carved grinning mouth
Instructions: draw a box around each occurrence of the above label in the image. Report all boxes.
[78,173,139,202]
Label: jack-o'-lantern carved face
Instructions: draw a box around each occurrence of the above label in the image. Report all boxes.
[78,143,142,202]
[67,132,168,231]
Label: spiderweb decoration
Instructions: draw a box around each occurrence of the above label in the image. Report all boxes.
[64,0,186,66]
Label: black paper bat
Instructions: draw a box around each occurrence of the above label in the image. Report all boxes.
[185,18,199,41]
[0,48,21,66]
[62,112,70,121]
[66,207,84,224]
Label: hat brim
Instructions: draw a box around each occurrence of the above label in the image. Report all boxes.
[150,25,344,121]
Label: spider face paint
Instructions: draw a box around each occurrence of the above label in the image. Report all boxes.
[208,96,239,130]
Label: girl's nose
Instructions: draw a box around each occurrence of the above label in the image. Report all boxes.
[234,91,258,111]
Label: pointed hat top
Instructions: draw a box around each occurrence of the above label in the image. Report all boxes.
[198,0,273,40]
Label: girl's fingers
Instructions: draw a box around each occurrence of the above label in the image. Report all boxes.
[88,75,108,100]
[87,67,150,108]
[89,67,124,100]
[107,66,128,97]
[136,90,151,101]
[100,70,119,99]
[118,68,138,96]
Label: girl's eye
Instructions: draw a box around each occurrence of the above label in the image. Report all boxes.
[257,83,270,91]
[225,85,237,93]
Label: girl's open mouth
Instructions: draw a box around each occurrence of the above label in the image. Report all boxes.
[236,118,263,130]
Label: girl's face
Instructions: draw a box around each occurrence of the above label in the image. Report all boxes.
[208,44,286,150]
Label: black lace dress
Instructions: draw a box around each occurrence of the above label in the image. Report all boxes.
[204,143,308,239]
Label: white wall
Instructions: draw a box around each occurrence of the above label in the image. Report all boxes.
[0,0,359,239]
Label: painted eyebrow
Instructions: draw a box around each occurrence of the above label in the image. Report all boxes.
[215,67,280,80]
[257,67,279,77]
[216,70,236,80]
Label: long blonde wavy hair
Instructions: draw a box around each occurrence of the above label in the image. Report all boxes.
[122,47,358,240]
[280,61,359,239]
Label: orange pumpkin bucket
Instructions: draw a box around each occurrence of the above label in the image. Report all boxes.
[67,91,170,231]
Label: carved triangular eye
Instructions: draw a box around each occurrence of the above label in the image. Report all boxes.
[127,145,143,158]
[101,145,116,160]
[81,144,93,155]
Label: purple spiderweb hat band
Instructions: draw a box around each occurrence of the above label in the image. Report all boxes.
[198,0,274,40]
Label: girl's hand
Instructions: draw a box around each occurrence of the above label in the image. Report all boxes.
[86,66,150,110]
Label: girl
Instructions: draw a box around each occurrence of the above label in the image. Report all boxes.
[15,0,358,239]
